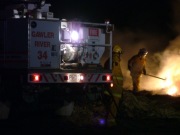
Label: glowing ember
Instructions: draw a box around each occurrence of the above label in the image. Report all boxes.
[157,72,179,96]
[139,51,180,97]
[166,86,177,96]
[156,53,180,96]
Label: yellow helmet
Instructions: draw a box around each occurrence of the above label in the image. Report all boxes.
[113,45,122,53]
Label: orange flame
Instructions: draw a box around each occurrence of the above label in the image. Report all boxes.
[158,66,180,96]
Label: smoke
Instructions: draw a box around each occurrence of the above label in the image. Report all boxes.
[143,0,180,96]
[154,36,180,95]
[113,30,170,90]
[112,0,180,95]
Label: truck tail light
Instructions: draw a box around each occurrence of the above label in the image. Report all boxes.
[30,74,42,82]
[102,75,112,81]
[106,75,111,81]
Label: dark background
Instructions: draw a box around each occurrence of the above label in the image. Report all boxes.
[47,0,172,33]
[0,0,173,32]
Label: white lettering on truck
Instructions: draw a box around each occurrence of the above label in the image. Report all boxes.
[35,41,50,47]
[32,31,54,38]
[31,31,55,65]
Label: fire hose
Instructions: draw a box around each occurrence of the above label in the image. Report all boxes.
[145,73,166,80]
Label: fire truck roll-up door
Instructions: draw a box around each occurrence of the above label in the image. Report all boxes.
[29,19,60,69]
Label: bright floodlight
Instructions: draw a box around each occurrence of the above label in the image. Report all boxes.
[71,30,79,41]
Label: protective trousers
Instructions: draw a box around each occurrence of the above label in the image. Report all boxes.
[131,73,141,92]
[107,59,123,121]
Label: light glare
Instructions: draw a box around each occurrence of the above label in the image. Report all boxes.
[107,75,110,81]
[71,31,79,41]
[34,74,40,81]
[110,83,113,87]
[80,75,84,80]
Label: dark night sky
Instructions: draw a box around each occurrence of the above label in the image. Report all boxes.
[47,0,173,33]
[0,0,173,33]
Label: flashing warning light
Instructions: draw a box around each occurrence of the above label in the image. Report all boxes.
[71,30,79,41]
[110,83,113,87]
[30,74,41,82]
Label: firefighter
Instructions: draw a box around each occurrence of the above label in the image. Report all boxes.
[128,48,148,93]
[105,45,123,126]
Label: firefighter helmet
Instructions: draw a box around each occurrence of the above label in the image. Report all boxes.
[138,48,148,55]
[113,45,123,53]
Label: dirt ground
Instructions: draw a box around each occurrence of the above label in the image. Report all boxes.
[1,90,180,134]
[1,116,180,134]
